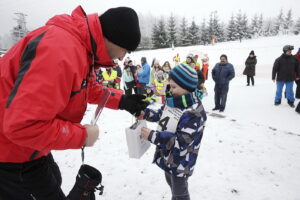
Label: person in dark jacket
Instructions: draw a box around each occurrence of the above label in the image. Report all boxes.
[112,60,122,78]
[295,48,300,113]
[0,6,148,200]
[243,50,257,86]
[272,45,300,107]
[212,54,235,112]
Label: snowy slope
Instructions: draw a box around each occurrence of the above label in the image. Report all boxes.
[53,35,300,200]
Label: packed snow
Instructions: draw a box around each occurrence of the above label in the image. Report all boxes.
[53,35,300,200]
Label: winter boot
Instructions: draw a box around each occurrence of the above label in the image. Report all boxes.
[287,100,295,108]
[67,164,104,200]
[296,102,300,114]
[274,99,281,106]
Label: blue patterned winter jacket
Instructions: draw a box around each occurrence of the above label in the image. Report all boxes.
[144,101,206,177]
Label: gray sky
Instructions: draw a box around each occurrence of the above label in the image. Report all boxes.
[0,0,299,36]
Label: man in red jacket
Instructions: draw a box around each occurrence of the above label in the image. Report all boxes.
[0,6,147,200]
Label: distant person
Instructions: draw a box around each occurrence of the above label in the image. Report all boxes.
[272,45,299,107]
[122,64,136,95]
[212,54,235,112]
[193,54,201,71]
[173,53,180,66]
[140,63,206,200]
[137,57,150,94]
[295,48,300,113]
[112,60,122,78]
[182,53,194,67]
[201,55,209,80]
[150,59,162,84]
[243,50,257,86]
[162,61,172,79]
[102,68,118,88]
[0,6,148,199]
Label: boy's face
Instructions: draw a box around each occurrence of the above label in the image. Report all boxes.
[146,88,152,93]
[169,79,189,96]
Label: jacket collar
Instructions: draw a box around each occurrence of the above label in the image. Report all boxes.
[46,6,114,67]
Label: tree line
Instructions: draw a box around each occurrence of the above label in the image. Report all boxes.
[138,9,300,50]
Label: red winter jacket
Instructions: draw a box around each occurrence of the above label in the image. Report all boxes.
[0,6,123,163]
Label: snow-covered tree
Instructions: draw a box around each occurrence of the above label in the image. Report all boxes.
[139,36,152,50]
[235,11,244,42]
[257,14,264,36]
[156,18,168,48]
[199,18,209,45]
[264,19,276,36]
[250,14,259,38]
[167,13,177,47]
[207,11,224,43]
[242,13,251,39]
[273,9,285,35]
[187,19,200,45]
[283,9,293,34]
[227,14,237,41]
[179,17,190,46]
[151,23,160,49]
[294,17,300,34]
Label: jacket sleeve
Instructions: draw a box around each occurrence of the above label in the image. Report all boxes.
[138,64,150,78]
[272,59,279,80]
[143,105,164,122]
[295,58,300,78]
[227,64,235,81]
[3,34,87,152]
[148,112,203,150]
[87,72,123,109]
[211,64,217,81]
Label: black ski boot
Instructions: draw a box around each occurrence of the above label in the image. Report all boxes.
[67,164,104,200]
[296,102,300,114]
[274,99,281,106]
[287,100,295,108]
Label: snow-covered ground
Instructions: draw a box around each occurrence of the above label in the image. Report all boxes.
[53,35,300,200]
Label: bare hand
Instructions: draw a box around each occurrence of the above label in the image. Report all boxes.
[141,127,151,140]
[84,125,99,147]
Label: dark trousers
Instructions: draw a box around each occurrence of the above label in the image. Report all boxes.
[165,171,190,200]
[247,76,254,85]
[0,154,66,200]
[124,87,133,95]
[214,84,229,110]
[137,83,147,95]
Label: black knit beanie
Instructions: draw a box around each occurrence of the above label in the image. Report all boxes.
[99,7,141,51]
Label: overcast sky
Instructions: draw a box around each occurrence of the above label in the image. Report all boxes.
[0,0,300,36]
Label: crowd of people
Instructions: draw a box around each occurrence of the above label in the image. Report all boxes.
[94,45,300,114]
[0,4,299,200]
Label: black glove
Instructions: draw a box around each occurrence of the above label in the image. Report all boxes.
[119,94,149,116]
[67,164,104,200]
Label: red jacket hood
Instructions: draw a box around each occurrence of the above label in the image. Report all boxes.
[46,6,114,67]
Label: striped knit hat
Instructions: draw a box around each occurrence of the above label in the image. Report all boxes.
[169,63,198,92]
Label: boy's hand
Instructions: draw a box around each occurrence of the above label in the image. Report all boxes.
[141,127,151,140]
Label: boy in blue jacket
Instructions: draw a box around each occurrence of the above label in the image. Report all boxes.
[140,63,207,200]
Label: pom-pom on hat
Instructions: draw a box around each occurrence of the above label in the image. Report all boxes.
[99,7,141,51]
[169,63,198,92]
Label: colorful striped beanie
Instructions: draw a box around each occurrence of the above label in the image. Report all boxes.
[169,63,198,92]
